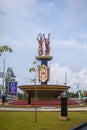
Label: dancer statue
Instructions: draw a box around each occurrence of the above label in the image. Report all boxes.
[37,33,44,56]
[37,33,50,56]
[44,33,50,55]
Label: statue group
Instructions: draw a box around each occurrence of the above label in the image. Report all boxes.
[37,33,50,56]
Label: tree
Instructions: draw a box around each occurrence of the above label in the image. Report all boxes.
[18,92,27,100]
[5,67,16,95]
[29,60,39,122]
[0,45,12,56]
[29,61,39,84]
[0,45,13,95]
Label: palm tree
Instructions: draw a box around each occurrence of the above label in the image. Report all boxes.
[0,45,13,96]
[0,45,13,56]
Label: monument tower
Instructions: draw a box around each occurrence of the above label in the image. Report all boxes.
[19,34,70,104]
[36,33,52,84]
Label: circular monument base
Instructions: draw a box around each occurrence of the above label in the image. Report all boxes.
[19,84,70,98]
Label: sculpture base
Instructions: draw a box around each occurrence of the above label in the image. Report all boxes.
[36,55,53,61]
[60,116,70,120]
[19,85,70,98]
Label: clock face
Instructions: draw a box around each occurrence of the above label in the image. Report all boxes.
[39,65,48,82]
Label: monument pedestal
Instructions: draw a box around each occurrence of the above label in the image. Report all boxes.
[36,55,52,85]
[60,116,70,120]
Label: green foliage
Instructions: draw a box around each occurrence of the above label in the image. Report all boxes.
[0,111,87,130]
[33,61,37,65]
[68,91,78,98]
[6,67,16,79]
[29,60,39,84]
[29,67,36,72]
[29,60,39,72]
[18,92,27,100]
[5,67,16,95]
[0,45,12,56]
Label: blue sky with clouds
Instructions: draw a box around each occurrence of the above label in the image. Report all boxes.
[0,0,87,92]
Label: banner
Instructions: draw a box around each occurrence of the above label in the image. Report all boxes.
[39,65,49,83]
[8,81,17,95]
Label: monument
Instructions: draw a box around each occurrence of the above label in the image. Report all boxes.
[36,33,52,85]
[19,33,70,104]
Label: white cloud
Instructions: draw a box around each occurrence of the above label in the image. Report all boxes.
[50,63,87,92]
[0,0,37,12]
[37,1,54,12]
[80,32,87,40]
[59,0,87,29]
[0,0,54,21]
[66,0,87,12]
[52,38,87,50]
[0,0,39,23]
[0,33,37,50]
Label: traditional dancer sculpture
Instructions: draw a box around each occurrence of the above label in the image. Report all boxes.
[37,33,50,56]
[37,33,44,56]
[44,33,50,55]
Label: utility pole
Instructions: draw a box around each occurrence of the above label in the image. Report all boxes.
[3,58,5,95]
[64,72,67,85]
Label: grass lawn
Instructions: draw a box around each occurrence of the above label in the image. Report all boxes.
[0,111,87,130]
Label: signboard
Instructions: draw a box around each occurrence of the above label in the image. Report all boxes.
[61,97,67,117]
[39,65,49,83]
[8,81,17,95]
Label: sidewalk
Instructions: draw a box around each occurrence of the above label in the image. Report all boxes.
[0,106,87,112]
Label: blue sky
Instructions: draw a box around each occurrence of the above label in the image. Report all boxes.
[0,0,87,92]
